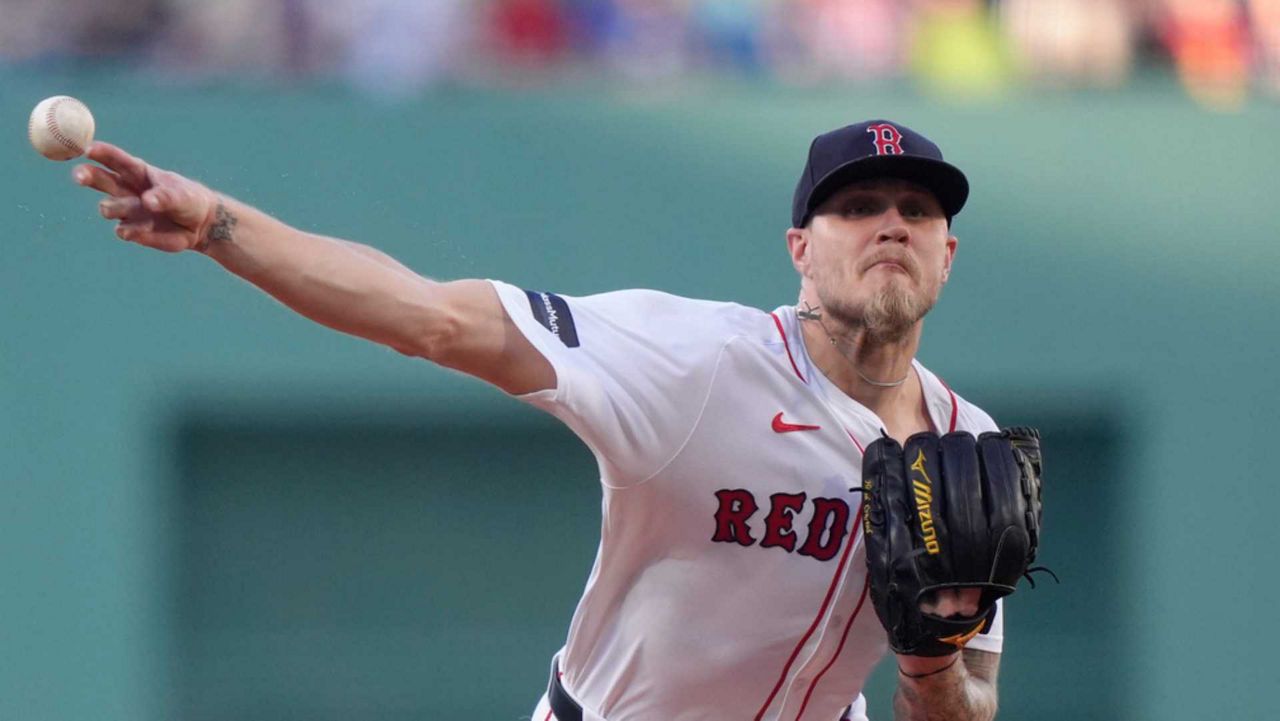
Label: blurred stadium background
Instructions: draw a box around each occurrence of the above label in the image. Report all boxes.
[3,0,1278,719]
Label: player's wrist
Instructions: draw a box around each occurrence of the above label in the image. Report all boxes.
[194,195,237,255]
[896,651,960,678]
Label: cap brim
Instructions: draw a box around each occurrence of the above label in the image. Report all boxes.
[804,155,969,224]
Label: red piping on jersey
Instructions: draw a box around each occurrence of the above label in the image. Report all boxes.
[938,376,958,432]
[794,576,872,720]
[753,504,866,721]
[543,710,553,721]
[918,371,959,434]
[771,312,807,384]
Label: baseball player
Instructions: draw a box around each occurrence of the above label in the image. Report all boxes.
[73,119,1031,720]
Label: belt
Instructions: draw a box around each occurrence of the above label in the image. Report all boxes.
[547,663,855,721]
[547,658,584,721]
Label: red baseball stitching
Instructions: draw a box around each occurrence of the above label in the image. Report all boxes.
[31,97,86,156]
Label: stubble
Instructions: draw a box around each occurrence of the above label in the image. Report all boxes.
[821,273,939,344]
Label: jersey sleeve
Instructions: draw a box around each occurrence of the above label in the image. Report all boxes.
[488,280,731,486]
[967,599,1004,653]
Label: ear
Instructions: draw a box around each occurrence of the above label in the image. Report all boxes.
[786,227,811,278]
[942,233,958,284]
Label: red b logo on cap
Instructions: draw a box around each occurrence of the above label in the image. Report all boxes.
[867,123,904,155]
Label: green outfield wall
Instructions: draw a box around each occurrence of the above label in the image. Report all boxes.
[3,70,1277,720]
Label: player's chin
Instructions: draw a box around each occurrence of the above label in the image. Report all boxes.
[861,261,918,282]
[865,260,914,276]
[860,272,915,297]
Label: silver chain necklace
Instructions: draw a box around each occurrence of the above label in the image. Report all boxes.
[797,304,911,388]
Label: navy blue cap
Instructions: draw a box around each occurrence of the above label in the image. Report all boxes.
[792,120,969,228]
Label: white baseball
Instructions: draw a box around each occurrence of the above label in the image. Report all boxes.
[28,95,95,161]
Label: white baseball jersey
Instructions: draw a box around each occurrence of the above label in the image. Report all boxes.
[488,281,1004,721]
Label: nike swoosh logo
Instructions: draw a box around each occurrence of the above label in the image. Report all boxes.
[772,412,821,433]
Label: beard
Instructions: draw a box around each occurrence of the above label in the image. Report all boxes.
[820,274,938,344]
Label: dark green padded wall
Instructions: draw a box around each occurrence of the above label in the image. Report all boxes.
[3,69,1277,719]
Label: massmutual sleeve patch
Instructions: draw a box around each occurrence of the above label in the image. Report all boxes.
[523,290,580,348]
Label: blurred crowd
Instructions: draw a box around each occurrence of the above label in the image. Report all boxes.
[2,0,1278,108]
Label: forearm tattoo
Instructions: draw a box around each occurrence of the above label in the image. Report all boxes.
[205,201,238,247]
[893,650,999,721]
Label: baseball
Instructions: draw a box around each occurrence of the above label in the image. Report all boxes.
[28,95,95,161]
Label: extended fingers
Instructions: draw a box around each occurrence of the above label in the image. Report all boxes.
[115,221,191,253]
[86,141,151,190]
[141,179,214,228]
[141,186,176,213]
[115,222,148,242]
[74,164,130,198]
[99,196,144,221]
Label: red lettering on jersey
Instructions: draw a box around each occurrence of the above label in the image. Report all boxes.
[760,492,808,552]
[867,123,904,155]
[797,498,851,561]
[712,489,759,546]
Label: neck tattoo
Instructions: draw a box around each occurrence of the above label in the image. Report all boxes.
[796,303,911,388]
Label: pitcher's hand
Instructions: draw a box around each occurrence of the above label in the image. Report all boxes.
[920,588,981,618]
[75,142,219,253]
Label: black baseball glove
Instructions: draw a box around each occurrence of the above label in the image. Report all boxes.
[860,428,1044,657]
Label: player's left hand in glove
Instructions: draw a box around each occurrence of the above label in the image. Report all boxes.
[860,428,1045,657]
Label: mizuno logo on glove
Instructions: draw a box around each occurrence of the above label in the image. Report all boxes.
[861,429,1047,657]
[909,448,940,555]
